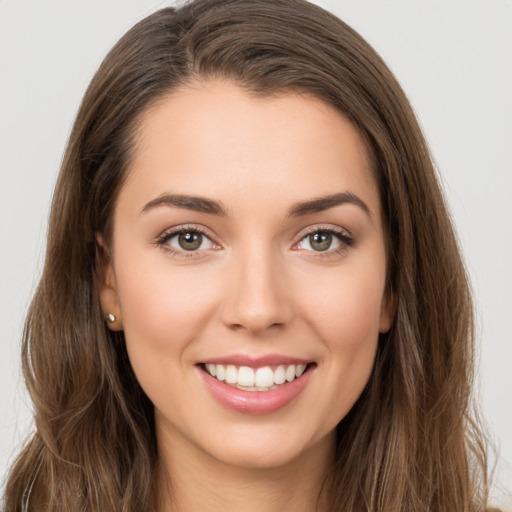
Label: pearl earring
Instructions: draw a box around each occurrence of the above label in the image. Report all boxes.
[106,313,116,324]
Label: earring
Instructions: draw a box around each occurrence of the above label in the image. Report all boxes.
[106,313,116,324]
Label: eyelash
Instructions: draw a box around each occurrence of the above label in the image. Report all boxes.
[155,224,354,260]
[155,225,217,259]
[295,225,355,258]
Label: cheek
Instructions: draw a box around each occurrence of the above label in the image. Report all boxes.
[113,253,219,373]
[300,263,386,350]
[315,278,382,389]
[308,268,385,413]
[295,250,387,403]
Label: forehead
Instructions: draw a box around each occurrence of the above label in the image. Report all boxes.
[121,80,379,217]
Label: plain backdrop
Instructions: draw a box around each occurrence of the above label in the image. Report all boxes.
[1,0,511,509]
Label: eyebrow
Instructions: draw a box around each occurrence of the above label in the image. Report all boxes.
[141,194,228,216]
[287,192,371,218]
[140,191,371,218]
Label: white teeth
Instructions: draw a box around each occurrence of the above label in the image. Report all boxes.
[296,364,306,377]
[285,365,296,382]
[274,365,286,385]
[216,365,225,381]
[255,367,274,387]
[225,365,238,384]
[205,362,310,390]
[238,366,255,386]
[206,363,216,377]
[235,384,279,392]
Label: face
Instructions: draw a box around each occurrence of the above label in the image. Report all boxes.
[99,80,392,470]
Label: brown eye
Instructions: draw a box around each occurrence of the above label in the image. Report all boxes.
[178,231,203,251]
[160,228,216,253]
[295,228,352,255]
[308,232,332,251]
[157,227,218,257]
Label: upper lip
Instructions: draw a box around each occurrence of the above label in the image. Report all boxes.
[198,354,313,368]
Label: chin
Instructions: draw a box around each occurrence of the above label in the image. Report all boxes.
[198,422,336,471]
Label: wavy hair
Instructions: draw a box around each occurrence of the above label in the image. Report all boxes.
[3,0,489,510]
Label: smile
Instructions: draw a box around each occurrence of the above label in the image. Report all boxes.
[203,363,308,391]
[199,358,315,414]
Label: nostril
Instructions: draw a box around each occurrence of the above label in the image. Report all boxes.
[219,267,294,332]
[225,316,286,334]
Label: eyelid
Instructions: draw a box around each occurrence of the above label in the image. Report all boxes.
[295,223,353,240]
[155,224,222,258]
[154,223,354,260]
[292,224,355,256]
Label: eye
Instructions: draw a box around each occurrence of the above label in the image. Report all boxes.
[295,227,354,254]
[301,232,337,252]
[169,230,211,251]
[156,226,219,256]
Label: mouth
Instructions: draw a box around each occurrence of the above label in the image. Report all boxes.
[201,362,311,392]
[198,358,316,414]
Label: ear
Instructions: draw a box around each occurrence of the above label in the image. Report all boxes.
[379,284,395,334]
[96,234,123,331]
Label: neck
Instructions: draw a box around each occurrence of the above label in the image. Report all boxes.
[155,424,334,512]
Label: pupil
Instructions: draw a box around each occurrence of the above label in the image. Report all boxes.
[179,231,202,251]
[310,232,331,251]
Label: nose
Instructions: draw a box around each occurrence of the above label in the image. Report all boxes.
[220,244,293,334]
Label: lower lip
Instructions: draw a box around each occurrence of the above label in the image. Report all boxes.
[199,366,313,415]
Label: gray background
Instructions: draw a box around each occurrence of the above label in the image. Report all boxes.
[1,0,511,508]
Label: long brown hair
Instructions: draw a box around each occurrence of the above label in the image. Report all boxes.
[3,0,489,510]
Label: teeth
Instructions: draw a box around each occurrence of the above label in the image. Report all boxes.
[216,365,226,381]
[285,365,296,382]
[296,364,307,377]
[238,366,255,386]
[225,365,238,384]
[205,363,309,390]
[255,367,274,387]
[206,363,216,377]
[274,365,286,385]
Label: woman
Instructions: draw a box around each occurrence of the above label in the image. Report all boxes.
[3,0,491,510]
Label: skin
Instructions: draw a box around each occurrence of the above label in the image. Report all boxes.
[99,80,393,512]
